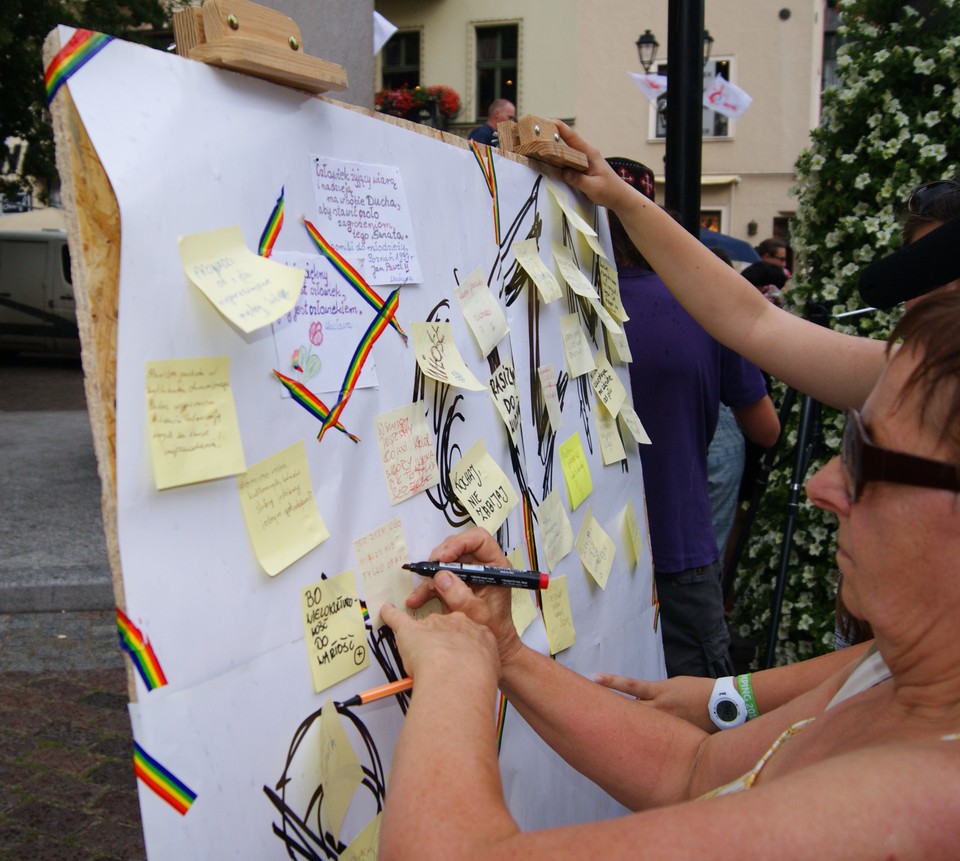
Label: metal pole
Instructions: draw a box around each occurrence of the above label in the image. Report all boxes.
[664,0,704,236]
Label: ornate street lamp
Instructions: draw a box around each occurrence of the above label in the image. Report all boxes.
[635,29,659,74]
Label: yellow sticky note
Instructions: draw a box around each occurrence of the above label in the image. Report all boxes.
[301,571,369,693]
[507,546,526,570]
[595,398,627,465]
[623,500,643,569]
[411,321,486,391]
[319,699,365,844]
[354,518,412,628]
[178,225,303,333]
[341,813,382,861]
[489,358,521,447]
[374,401,441,505]
[559,313,597,378]
[552,242,599,299]
[237,441,329,576]
[589,352,627,417]
[619,404,653,445]
[587,295,623,335]
[537,363,563,431]
[598,258,629,322]
[606,326,634,364]
[541,575,576,654]
[513,239,563,303]
[450,439,519,534]
[558,432,592,511]
[511,588,538,637]
[546,179,608,261]
[146,356,246,490]
[538,488,574,571]
[576,507,616,590]
[454,266,509,357]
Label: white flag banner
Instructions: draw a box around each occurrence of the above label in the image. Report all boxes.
[628,71,669,103]
[703,73,753,120]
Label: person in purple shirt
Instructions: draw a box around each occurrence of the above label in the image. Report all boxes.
[607,157,779,678]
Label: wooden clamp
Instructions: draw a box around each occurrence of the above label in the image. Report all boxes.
[171,0,348,94]
[497,116,588,172]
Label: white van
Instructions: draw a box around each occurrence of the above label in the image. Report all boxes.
[0,210,78,356]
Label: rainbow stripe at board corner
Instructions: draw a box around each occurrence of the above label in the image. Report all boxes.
[258,186,285,258]
[133,742,197,815]
[44,29,114,104]
[116,608,168,691]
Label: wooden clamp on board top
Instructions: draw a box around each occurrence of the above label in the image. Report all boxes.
[171,0,348,94]
[497,116,589,172]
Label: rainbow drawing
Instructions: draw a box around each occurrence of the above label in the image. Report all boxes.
[521,493,540,578]
[258,186,285,258]
[318,289,398,442]
[133,742,197,816]
[116,609,167,691]
[44,29,114,104]
[470,141,501,245]
[272,370,360,443]
[301,218,408,344]
[496,692,509,754]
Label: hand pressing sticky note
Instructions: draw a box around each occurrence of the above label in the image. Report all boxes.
[513,239,563,303]
[237,441,329,576]
[552,242,599,299]
[375,401,440,505]
[454,266,509,357]
[301,571,369,693]
[576,507,616,590]
[589,352,627,417]
[538,488,574,571]
[450,439,519,534]
[319,699,365,845]
[559,314,597,378]
[411,321,486,390]
[558,431,593,511]
[146,356,246,490]
[179,225,303,333]
[541,575,576,654]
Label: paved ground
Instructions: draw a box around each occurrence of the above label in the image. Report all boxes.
[0,355,145,860]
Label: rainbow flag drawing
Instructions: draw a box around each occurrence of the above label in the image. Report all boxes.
[470,141,501,245]
[272,370,360,443]
[133,743,197,816]
[301,218,408,344]
[44,29,114,104]
[258,186,285,258]
[116,609,167,691]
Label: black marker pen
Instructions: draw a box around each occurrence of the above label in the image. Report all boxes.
[402,561,549,590]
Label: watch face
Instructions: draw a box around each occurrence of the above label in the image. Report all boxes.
[715,699,740,723]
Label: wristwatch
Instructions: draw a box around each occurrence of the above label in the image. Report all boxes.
[708,675,748,730]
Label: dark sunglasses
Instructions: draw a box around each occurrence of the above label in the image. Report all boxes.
[841,409,960,504]
[907,178,960,216]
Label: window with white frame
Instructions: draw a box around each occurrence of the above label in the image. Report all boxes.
[652,57,733,139]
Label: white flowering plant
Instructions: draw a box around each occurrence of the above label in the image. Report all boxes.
[732,0,960,665]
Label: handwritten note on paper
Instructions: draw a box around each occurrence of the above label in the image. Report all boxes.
[623,500,644,569]
[301,571,369,693]
[310,155,422,285]
[538,488,575,571]
[606,325,634,364]
[576,508,616,590]
[375,401,440,505]
[541,575,576,654]
[587,296,623,335]
[546,179,607,261]
[340,813,382,861]
[598,258,630,322]
[454,266,509,357]
[552,242,599,299]
[619,404,653,445]
[589,352,628,417]
[595,398,627,465]
[450,439,520,533]
[559,314,597,379]
[178,226,303,333]
[537,363,563,431]
[319,699,365,844]
[411,321,486,391]
[558,432,593,510]
[511,588,539,637]
[145,357,246,490]
[237,441,330,576]
[513,239,563,303]
[354,518,411,628]
[489,358,521,447]
[271,252,379,395]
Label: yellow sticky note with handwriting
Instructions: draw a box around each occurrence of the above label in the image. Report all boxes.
[559,314,597,378]
[450,439,519,533]
[340,813,382,861]
[319,699,365,844]
[552,242,599,299]
[623,500,644,569]
[589,352,627,417]
[538,488,574,571]
[546,179,608,261]
[146,356,246,490]
[576,507,616,590]
[595,397,627,465]
[301,571,369,694]
[598,257,629,322]
[558,432,593,510]
[411,321,486,390]
[178,225,303,333]
[541,575,576,654]
[513,239,563,303]
[354,518,411,628]
[238,441,329,576]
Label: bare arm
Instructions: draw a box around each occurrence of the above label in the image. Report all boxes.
[557,122,887,410]
[732,395,780,448]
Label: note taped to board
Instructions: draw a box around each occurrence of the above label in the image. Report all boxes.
[301,570,369,694]
[411,321,486,391]
[450,439,519,533]
[374,401,440,505]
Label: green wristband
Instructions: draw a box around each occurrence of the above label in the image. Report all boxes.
[736,674,759,720]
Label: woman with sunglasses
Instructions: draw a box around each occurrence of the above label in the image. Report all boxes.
[378,291,960,860]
